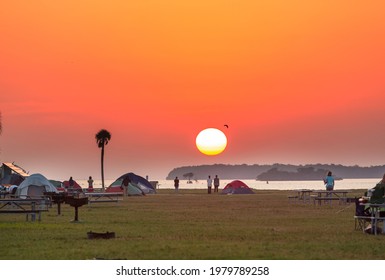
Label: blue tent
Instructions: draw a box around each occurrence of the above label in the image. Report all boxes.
[106,172,156,195]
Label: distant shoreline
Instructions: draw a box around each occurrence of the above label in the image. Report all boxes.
[166,163,385,180]
[77,178,378,191]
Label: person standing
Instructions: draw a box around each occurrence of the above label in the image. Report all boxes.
[323,171,335,191]
[87,176,94,192]
[207,175,213,194]
[121,176,130,197]
[323,171,335,203]
[68,176,74,187]
[174,176,179,193]
[67,176,75,196]
[214,175,220,193]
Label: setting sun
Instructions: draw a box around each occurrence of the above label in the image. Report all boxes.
[196,128,227,156]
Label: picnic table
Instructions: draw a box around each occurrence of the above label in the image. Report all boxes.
[288,189,314,203]
[0,198,49,221]
[312,190,349,205]
[84,192,123,204]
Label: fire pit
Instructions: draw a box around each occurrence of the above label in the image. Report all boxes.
[87,231,116,239]
[65,196,88,222]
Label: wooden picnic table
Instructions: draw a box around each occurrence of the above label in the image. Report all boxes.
[84,192,123,204]
[288,189,314,203]
[312,190,350,205]
[0,198,49,221]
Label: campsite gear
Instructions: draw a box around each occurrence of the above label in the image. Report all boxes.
[45,192,66,215]
[62,179,83,195]
[0,173,25,186]
[65,196,88,222]
[369,183,385,204]
[87,231,115,239]
[106,172,156,195]
[354,197,372,231]
[221,180,255,194]
[16,173,58,199]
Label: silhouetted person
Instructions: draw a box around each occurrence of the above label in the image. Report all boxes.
[207,175,212,194]
[214,175,220,193]
[174,176,179,193]
[121,176,131,196]
[87,176,94,192]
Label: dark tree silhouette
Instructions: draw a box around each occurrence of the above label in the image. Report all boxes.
[95,129,111,191]
[183,172,194,183]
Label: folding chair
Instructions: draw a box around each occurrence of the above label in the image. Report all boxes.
[354,197,371,231]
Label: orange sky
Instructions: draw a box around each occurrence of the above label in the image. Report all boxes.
[1,0,385,180]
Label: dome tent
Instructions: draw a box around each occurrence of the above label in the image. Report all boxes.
[221,180,254,194]
[16,173,58,199]
[106,172,156,195]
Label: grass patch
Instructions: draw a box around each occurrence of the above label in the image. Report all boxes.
[1,189,384,259]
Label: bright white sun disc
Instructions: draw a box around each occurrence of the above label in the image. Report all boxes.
[196,128,227,155]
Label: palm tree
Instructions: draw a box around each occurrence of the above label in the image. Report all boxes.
[95,129,111,191]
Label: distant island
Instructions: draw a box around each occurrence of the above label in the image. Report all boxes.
[166,163,385,181]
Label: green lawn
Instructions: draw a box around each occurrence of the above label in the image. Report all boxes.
[0,189,383,260]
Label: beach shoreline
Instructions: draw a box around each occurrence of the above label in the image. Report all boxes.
[73,178,378,192]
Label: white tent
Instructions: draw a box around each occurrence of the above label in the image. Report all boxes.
[16,173,58,199]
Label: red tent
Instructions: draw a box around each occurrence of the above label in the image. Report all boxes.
[58,180,83,193]
[221,180,254,194]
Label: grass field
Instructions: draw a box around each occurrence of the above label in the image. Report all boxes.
[1,189,384,260]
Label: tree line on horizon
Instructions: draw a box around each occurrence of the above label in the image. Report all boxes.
[166,163,385,181]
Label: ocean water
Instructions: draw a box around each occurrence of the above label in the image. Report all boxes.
[76,178,380,191]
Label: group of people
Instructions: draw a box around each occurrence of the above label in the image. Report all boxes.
[64,176,94,192]
[207,175,220,194]
[174,175,221,194]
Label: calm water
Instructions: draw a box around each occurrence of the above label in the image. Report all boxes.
[77,178,380,191]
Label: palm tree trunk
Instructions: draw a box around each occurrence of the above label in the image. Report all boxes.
[101,144,105,191]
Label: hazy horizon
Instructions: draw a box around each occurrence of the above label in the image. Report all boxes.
[1,1,385,181]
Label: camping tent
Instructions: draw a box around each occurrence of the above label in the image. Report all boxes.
[106,172,156,195]
[221,180,254,194]
[0,174,25,186]
[106,180,144,196]
[61,179,83,193]
[16,173,58,198]
[49,180,62,189]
